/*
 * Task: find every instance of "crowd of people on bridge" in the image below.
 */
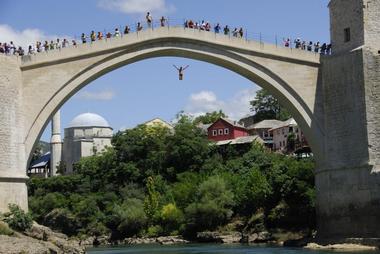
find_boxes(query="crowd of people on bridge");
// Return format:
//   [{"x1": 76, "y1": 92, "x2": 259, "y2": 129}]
[
  {"x1": 0, "y1": 12, "x2": 332, "y2": 57},
  {"x1": 284, "y1": 38, "x2": 332, "y2": 55},
  {"x1": 183, "y1": 19, "x2": 245, "y2": 38}
]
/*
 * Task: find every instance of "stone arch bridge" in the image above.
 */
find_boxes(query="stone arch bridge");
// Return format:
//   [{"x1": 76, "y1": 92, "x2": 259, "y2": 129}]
[{"x1": 1, "y1": 0, "x2": 380, "y2": 239}]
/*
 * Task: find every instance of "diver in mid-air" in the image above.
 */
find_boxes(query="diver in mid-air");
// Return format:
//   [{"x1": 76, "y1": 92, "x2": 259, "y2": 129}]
[{"x1": 173, "y1": 65, "x2": 189, "y2": 80}]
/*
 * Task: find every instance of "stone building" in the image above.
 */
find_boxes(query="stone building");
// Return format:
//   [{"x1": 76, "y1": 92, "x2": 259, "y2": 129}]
[
  {"x1": 270, "y1": 118, "x2": 307, "y2": 152},
  {"x1": 62, "y1": 113, "x2": 113, "y2": 174},
  {"x1": 246, "y1": 119, "x2": 284, "y2": 149}
]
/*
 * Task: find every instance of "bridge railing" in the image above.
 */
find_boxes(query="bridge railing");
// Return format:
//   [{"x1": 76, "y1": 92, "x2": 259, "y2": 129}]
[
  {"x1": 72, "y1": 17, "x2": 299, "y2": 49},
  {"x1": 14, "y1": 17, "x2": 328, "y2": 61},
  {"x1": 70, "y1": 17, "x2": 328, "y2": 53}
]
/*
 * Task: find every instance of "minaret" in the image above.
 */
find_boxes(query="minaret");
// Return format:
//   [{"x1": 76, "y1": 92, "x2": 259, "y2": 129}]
[{"x1": 50, "y1": 110, "x2": 62, "y2": 176}]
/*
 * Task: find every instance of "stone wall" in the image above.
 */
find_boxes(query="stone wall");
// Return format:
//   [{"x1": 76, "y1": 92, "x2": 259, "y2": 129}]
[
  {"x1": 0, "y1": 55, "x2": 28, "y2": 212},
  {"x1": 321, "y1": 50, "x2": 368, "y2": 169},
  {"x1": 317, "y1": 45, "x2": 380, "y2": 238},
  {"x1": 364, "y1": 0, "x2": 380, "y2": 52},
  {"x1": 329, "y1": 0, "x2": 365, "y2": 54},
  {"x1": 364, "y1": 50, "x2": 380, "y2": 168}
]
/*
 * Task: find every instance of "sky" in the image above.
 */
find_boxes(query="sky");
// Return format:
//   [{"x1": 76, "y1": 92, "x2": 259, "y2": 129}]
[{"x1": 0, "y1": 0, "x2": 330, "y2": 142}]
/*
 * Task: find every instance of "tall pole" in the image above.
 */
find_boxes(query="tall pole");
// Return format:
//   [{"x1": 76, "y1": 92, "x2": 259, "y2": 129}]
[{"x1": 50, "y1": 110, "x2": 62, "y2": 176}]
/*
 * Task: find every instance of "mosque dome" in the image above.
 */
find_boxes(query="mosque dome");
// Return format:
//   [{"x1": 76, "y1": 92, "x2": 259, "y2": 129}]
[{"x1": 68, "y1": 113, "x2": 110, "y2": 128}]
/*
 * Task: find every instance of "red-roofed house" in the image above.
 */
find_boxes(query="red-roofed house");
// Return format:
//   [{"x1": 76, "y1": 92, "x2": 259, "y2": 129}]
[{"x1": 207, "y1": 118, "x2": 248, "y2": 142}]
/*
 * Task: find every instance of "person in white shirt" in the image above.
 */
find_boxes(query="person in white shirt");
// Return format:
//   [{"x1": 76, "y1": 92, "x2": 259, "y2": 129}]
[{"x1": 146, "y1": 12, "x2": 153, "y2": 28}]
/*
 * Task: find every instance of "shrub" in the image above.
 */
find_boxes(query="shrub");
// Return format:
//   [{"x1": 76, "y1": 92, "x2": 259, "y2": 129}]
[
  {"x1": 43, "y1": 208, "x2": 81, "y2": 236},
  {"x1": 111, "y1": 199, "x2": 147, "y2": 238},
  {"x1": 160, "y1": 203, "x2": 183, "y2": 234},
  {"x1": 3, "y1": 204, "x2": 33, "y2": 231},
  {"x1": 146, "y1": 225, "x2": 163, "y2": 237},
  {"x1": 0, "y1": 221, "x2": 13, "y2": 236},
  {"x1": 185, "y1": 176, "x2": 234, "y2": 234}
]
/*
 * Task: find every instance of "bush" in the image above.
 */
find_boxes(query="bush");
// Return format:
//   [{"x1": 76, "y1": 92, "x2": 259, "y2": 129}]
[
  {"x1": 0, "y1": 221, "x2": 13, "y2": 236},
  {"x1": 160, "y1": 203, "x2": 183, "y2": 234},
  {"x1": 146, "y1": 225, "x2": 163, "y2": 237},
  {"x1": 111, "y1": 199, "x2": 147, "y2": 238},
  {"x1": 3, "y1": 204, "x2": 33, "y2": 231},
  {"x1": 233, "y1": 168, "x2": 272, "y2": 215},
  {"x1": 43, "y1": 208, "x2": 81, "y2": 236},
  {"x1": 185, "y1": 176, "x2": 234, "y2": 234}
]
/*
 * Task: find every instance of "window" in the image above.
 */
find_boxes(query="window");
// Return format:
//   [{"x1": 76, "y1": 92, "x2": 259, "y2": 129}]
[
  {"x1": 282, "y1": 128, "x2": 285, "y2": 135},
  {"x1": 224, "y1": 128, "x2": 229, "y2": 135},
  {"x1": 212, "y1": 130, "x2": 217, "y2": 136},
  {"x1": 289, "y1": 127, "x2": 293, "y2": 133},
  {"x1": 218, "y1": 129, "x2": 223, "y2": 135},
  {"x1": 344, "y1": 27, "x2": 351, "y2": 43}
]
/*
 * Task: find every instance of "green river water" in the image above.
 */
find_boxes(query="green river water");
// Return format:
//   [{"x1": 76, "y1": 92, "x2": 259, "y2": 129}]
[{"x1": 86, "y1": 244, "x2": 379, "y2": 254}]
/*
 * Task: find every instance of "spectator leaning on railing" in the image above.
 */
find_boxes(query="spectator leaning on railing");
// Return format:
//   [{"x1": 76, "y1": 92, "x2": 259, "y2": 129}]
[{"x1": 0, "y1": 13, "x2": 333, "y2": 57}]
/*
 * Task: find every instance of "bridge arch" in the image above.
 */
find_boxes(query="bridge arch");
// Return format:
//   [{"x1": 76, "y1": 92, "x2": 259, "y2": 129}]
[{"x1": 21, "y1": 30, "x2": 323, "y2": 167}]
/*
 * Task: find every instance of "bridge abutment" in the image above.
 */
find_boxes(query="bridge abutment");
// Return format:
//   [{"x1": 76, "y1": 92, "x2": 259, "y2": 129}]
[
  {"x1": 316, "y1": 166, "x2": 380, "y2": 238},
  {"x1": 0, "y1": 56, "x2": 28, "y2": 212},
  {"x1": 315, "y1": 0, "x2": 380, "y2": 239}
]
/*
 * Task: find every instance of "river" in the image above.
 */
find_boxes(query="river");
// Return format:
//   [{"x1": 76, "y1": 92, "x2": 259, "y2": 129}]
[{"x1": 86, "y1": 244, "x2": 379, "y2": 254}]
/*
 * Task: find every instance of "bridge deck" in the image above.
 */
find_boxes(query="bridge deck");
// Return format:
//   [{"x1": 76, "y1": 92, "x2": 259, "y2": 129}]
[{"x1": 17, "y1": 27, "x2": 320, "y2": 69}]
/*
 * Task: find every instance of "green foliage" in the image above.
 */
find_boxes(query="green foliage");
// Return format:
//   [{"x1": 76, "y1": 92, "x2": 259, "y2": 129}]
[
  {"x1": 165, "y1": 116, "x2": 211, "y2": 176},
  {"x1": 110, "y1": 199, "x2": 147, "y2": 238},
  {"x1": 193, "y1": 110, "x2": 227, "y2": 125},
  {"x1": 28, "y1": 117, "x2": 316, "y2": 239},
  {"x1": 145, "y1": 225, "x2": 163, "y2": 237},
  {"x1": 144, "y1": 177, "x2": 161, "y2": 225},
  {"x1": 250, "y1": 89, "x2": 291, "y2": 122},
  {"x1": 185, "y1": 176, "x2": 234, "y2": 234},
  {"x1": 233, "y1": 167, "x2": 272, "y2": 215},
  {"x1": 3, "y1": 204, "x2": 33, "y2": 232},
  {"x1": 43, "y1": 208, "x2": 81, "y2": 235},
  {"x1": 0, "y1": 221, "x2": 14, "y2": 236},
  {"x1": 160, "y1": 203, "x2": 184, "y2": 234}
]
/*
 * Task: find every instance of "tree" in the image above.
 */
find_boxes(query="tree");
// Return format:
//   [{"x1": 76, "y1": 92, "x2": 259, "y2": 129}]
[
  {"x1": 109, "y1": 199, "x2": 147, "y2": 238},
  {"x1": 193, "y1": 110, "x2": 227, "y2": 125},
  {"x1": 144, "y1": 177, "x2": 160, "y2": 225},
  {"x1": 165, "y1": 116, "x2": 211, "y2": 176},
  {"x1": 184, "y1": 176, "x2": 234, "y2": 233},
  {"x1": 250, "y1": 89, "x2": 291, "y2": 122},
  {"x1": 287, "y1": 132, "x2": 296, "y2": 152}
]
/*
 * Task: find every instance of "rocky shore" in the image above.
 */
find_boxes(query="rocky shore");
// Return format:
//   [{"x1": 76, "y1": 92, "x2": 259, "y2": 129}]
[
  {"x1": 0, "y1": 222, "x2": 85, "y2": 254},
  {"x1": 2, "y1": 223, "x2": 378, "y2": 253},
  {"x1": 81, "y1": 231, "x2": 274, "y2": 247},
  {"x1": 80, "y1": 235, "x2": 189, "y2": 246}
]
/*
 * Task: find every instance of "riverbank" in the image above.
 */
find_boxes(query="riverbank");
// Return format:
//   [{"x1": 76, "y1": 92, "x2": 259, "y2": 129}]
[
  {"x1": 82, "y1": 230, "x2": 380, "y2": 252},
  {"x1": 0, "y1": 222, "x2": 85, "y2": 254},
  {"x1": 86, "y1": 244, "x2": 380, "y2": 254},
  {"x1": 2, "y1": 226, "x2": 379, "y2": 253}
]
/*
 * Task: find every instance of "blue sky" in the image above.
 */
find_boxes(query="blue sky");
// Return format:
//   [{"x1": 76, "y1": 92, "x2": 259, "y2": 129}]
[{"x1": 0, "y1": 0, "x2": 330, "y2": 141}]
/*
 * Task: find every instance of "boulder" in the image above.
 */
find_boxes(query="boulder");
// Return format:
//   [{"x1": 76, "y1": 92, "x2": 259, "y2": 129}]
[
  {"x1": 255, "y1": 231, "x2": 272, "y2": 242},
  {"x1": 196, "y1": 231, "x2": 242, "y2": 244},
  {"x1": 157, "y1": 236, "x2": 189, "y2": 245},
  {"x1": 219, "y1": 233, "x2": 242, "y2": 244},
  {"x1": 241, "y1": 233, "x2": 258, "y2": 243},
  {"x1": 23, "y1": 221, "x2": 85, "y2": 253},
  {"x1": 0, "y1": 234, "x2": 60, "y2": 254},
  {"x1": 196, "y1": 231, "x2": 222, "y2": 243}
]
